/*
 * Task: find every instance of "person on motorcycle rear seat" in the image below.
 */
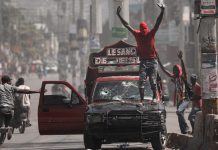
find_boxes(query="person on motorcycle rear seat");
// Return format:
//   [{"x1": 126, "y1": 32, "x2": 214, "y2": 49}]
[{"x1": 15, "y1": 77, "x2": 31, "y2": 127}]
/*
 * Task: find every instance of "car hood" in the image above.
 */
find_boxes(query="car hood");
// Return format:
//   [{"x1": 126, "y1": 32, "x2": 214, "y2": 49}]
[{"x1": 87, "y1": 101, "x2": 164, "y2": 113}]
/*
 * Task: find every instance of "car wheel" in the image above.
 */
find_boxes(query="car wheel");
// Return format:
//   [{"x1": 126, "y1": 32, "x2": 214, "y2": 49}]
[
  {"x1": 84, "y1": 132, "x2": 102, "y2": 150},
  {"x1": 151, "y1": 130, "x2": 167, "y2": 150}
]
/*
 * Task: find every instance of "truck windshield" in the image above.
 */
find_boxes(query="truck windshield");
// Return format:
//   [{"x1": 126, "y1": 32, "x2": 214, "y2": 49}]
[{"x1": 92, "y1": 80, "x2": 153, "y2": 102}]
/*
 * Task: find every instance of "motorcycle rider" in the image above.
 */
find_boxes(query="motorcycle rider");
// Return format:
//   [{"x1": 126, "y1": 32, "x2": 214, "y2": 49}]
[
  {"x1": 0, "y1": 75, "x2": 40, "y2": 140},
  {"x1": 15, "y1": 77, "x2": 31, "y2": 127}
]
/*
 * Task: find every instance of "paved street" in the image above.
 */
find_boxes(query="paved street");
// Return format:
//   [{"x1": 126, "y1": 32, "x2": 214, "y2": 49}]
[{"x1": 0, "y1": 73, "x2": 191, "y2": 150}]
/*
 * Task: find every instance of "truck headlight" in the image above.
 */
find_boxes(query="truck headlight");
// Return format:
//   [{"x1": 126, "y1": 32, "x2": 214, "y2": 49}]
[
  {"x1": 86, "y1": 114, "x2": 103, "y2": 124},
  {"x1": 92, "y1": 115, "x2": 102, "y2": 123}
]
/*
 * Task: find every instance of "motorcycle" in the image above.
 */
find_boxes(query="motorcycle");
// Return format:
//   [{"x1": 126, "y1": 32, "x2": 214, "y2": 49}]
[{"x1": 12, "y1": 107, "x2": 29, "y2": 134}]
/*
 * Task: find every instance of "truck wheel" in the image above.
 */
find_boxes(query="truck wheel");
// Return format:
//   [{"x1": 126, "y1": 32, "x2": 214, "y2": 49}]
[
  {"x1": 84, "y1": 132, "x2": 102, "y2": 150},
  {"x1": 151, "y1": 131, "x2": 167, "y2": 150}
]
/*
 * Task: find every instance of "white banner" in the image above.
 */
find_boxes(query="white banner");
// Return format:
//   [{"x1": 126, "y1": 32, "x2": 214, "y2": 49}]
[{"x1": 202, "y1": 68, "x2": 218, "y2": 99}]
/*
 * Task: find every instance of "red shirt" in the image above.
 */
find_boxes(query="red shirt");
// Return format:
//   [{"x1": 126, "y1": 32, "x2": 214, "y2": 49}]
[
  {"x1": 191, "y1": 82, "x2": 202, "y2": 108},
  {"x1": 132, "y1": 29, "x2": 157, "y2": 60}
]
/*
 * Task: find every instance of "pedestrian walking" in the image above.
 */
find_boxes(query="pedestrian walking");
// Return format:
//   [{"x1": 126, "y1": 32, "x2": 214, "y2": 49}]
[{"x1": 116, "y1": 2, "x2": 165, "y2": 101}]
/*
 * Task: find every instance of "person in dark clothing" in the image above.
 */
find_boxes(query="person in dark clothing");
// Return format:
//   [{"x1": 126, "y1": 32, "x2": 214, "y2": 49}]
[
  {"x1": 188, "y1": 74, "x2": 202, "y2": 134},
  {"x1": 116, "y1": 2, "x2": 165, "y2": 101}
]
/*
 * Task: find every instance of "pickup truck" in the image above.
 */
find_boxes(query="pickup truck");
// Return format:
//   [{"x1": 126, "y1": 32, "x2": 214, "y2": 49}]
[{"x1": 38, "y1": 40, "x2": 167, "y2": 150}]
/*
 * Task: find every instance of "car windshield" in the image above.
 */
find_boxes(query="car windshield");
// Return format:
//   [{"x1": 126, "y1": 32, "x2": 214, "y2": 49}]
[{"x1": 92, "y1": 80, "x2": 153, "y2": 102}]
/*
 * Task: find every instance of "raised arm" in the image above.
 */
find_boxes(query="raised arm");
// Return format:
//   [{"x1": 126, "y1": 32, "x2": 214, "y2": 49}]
[
  {"x1": 17, "y1": 89, "x2": 41, "y2": 94},
  {"x1": 156, "y1": 53, "x2": 174, "y2": 78},
  {"x1": 178, "y1": 51, "x2": 187, "y2": 80},
  {"x1": 116, "y1": 6, "x2": 134, "y2": 34},
  {"x1": 178, "y1": 51, "x2": 193, "y2": 98},
  {"x1": 153, "y1": 3, "x2": 165, "y2": 34}
]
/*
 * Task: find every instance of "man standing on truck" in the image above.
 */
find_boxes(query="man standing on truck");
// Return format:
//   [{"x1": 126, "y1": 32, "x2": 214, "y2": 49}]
[{"x1": 116, "y1": 2, "x2": 165, "y2": 101}]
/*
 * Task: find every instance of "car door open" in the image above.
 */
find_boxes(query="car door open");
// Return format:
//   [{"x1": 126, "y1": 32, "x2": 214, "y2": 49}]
[{"x1": 38, "y1": 81, "x2": 87, "y2": 135}]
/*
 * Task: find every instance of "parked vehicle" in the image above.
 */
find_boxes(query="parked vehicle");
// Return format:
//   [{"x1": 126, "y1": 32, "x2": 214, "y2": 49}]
[
  {"x1": 38, "y1": 41, "x2": 167, "y2": 150},
  {"x1": 45, "y1": 61, "x2": 58, "y2": 74}
]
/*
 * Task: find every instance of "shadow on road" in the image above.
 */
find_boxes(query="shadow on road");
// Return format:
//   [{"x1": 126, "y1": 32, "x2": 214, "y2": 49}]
[
  {"x1": 0, "y1": 142, "x2": 151, "y2": 150},
  {"x1": 57, "y1": 148, "x2": 150, "y2": 150}
]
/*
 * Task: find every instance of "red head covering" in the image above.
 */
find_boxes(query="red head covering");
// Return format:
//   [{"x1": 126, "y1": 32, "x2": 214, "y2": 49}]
[
  {"x1": 139, "y1": 21, "x2": 149, "y2": 35},
  {"x1": 173, "y1": 64, "x2": 183, "y2": 78}
]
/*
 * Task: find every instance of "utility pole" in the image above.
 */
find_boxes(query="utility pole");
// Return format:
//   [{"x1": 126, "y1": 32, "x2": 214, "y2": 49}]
[
  {"x1": 78, "y1": 0, "x2": 89, "y2": 93},
  {"x1": 195, "y1": 2, "x2": 218, "y2": 147},
  {"x1": 56, "y1": 0, "x2": 68, "y2": 81},
  {"x1": 69, "y1": 0, "x2": 80, "y2": 90},
  {"x1": 109, "y1": 0, "x2": 129, "y2": 42},
  {"x1": 198, "y1": 0, "x2": 218, "y2": 115},
  {"x1": 0, "y1": 0, "x2": 3, "y2": 43},
  {"x1": 200, "y1": 18, "x2": 218, "y2": 114},
  {"x1": 90, "y1": 0, "x2": 102, "y2": 53}
]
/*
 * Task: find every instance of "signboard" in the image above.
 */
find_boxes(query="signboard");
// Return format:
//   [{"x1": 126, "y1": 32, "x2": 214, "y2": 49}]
[
  {"x1": 93, "y1": 47, "x2": 139, "y2": 65},
  {"x1": 112, "y1": 27, "x2": 128, "y2": 38},
  {"x1": 202, "y1": 68, "x2": 218, "y2": 99},
  {"x1": 201, "y1": 0, "x2": 216, "y2": 16},
  {"x1": 106, "y1": 47, "x2": 137, "y2": 56},
  {"x1": 93, "y1": 57, "x2": 139, "y2": 65},
  {"x1": 89, "y1": 40, "x2": 139, "y2": 67},
  {"x1": 201, "y1": 54, "x2": 218, "y2": 99}
]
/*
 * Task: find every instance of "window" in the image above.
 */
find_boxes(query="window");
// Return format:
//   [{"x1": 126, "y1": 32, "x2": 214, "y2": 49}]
[
  {"x1": 92, "y1": 80, "x2": 153, "y2": 102},
  {"x1": 44, "y1": 84, "x2": 71, "y2": 105}
]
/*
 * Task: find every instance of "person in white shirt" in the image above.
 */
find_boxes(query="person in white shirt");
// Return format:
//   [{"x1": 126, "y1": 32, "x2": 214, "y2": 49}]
[{"x1": 15, "y1": 77, "x2": 31, "y2": 126}]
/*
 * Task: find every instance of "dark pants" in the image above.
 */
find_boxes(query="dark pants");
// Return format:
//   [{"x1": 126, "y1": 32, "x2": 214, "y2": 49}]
[
  {"x1": 188, "y1": 107, "x2": 201, "y2": 133},
  {"x1": 139, "y1": 59, "x2": 158, "y2": 99},
  {"x1": 0, "y1": 107, "x2": 14, "y2": 128},
  {"x1": 176, "y1": 100, "x2": 190, "y2": 134}
]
